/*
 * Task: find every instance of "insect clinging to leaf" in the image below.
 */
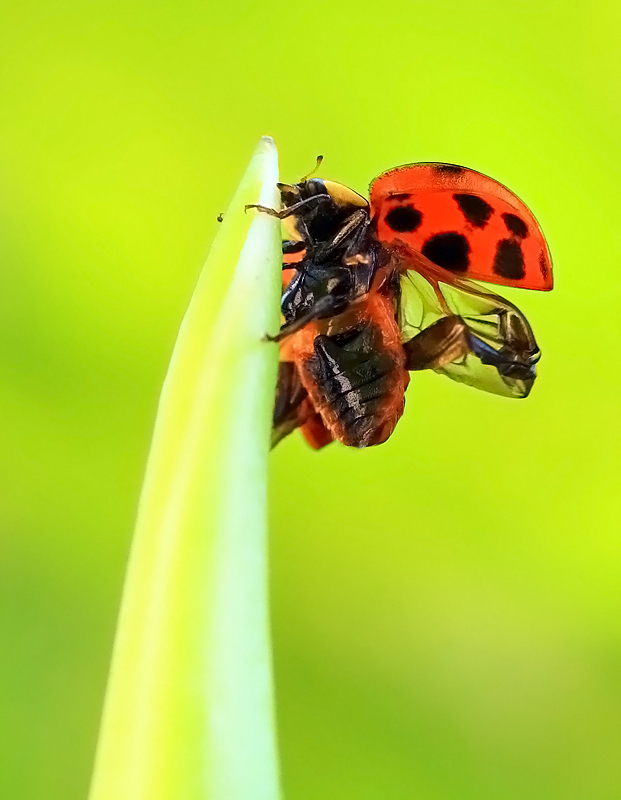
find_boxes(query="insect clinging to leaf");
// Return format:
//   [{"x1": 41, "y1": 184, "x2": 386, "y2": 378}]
[{"x1": 248, "y1": 160, "x2": 553, "y2": 449}]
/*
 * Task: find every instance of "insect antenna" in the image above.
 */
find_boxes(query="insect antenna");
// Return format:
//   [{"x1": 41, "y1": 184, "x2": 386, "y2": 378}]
[{"x1": 300, "y1": 155, "x2": 324, "y2": 181}]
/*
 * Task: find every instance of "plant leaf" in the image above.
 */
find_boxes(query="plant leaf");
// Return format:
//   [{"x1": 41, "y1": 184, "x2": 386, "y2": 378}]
[{"x1": 89, "y1": 136, "x2": 282, "y2": 800}]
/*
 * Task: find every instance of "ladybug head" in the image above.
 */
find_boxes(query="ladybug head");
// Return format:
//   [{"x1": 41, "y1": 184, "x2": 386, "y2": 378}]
[{"x1": 278, "y1": 178, "x2": 369, "y2": 246}]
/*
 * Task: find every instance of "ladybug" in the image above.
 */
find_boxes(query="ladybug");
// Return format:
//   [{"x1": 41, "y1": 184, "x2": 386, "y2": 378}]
[{"x1": 248, "y1": 161, "x2": 553, "y2": 449}]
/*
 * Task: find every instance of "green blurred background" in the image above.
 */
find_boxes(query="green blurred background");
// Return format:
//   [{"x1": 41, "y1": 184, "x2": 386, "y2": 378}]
[{"x1": 2, "y1": 1, "x2": 620, "y2": 798}]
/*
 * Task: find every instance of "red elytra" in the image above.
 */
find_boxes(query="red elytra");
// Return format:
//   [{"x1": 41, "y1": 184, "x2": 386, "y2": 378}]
[{"x1": 370, "y1": 163, "x2": 553, "y2": 291}]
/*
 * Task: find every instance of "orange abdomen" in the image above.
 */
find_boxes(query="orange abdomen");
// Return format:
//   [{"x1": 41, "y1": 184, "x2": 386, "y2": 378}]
[{"x1": 287, "y1": 293, "x2": 409, "y2": 448}]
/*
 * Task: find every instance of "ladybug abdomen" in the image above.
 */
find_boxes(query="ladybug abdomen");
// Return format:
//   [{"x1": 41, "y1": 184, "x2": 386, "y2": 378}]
[{"x1": 295, "y1": 295, "x2": 409, "y2": 448}]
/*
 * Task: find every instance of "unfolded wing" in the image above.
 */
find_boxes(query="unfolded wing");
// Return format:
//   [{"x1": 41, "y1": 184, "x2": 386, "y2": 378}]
[{"x1": 398, "y1": 265, "x2": 540, "y2": 398}]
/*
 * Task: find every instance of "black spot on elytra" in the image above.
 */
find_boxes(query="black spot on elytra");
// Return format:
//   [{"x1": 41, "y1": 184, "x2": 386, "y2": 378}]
[
  {"x1": 453, "y1": 193, "x2": 493, "y2": 228},
  {"x1": 539, "y1": 250, "x2": 549, "y2": 279},
  {"x1": 502, "y1": 213, "x2": 529, "y2": 238},
  {"x1": 422, "y1": 232, "x2": 470, "y2": 271},
  {"x1": 385, "y1": 206, "x2": 422, "y2": 233},
  {"x1": 433, "y1": 163, "x2": 464, "y2": 174},
  {"x1": 493, "y1": 239, "x2": 525, "y2": 280}
]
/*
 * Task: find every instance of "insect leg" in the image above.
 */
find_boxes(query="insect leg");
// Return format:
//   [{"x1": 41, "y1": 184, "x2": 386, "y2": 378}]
[
  {"x1": 404, "y1": 315, "x2": 470, "y2": 370},
  {"x1": 326, "y1": 210, "x2": 369, "y2": 251},
  {"x1": 282, "y1": 240, "x2": 306, "y2": 256},
  {"x1": 272, "y1": 362, "x2": 314, "y2": 447},
  {"x1": 245, "y1": 194, "x2": 331, "y2": 218},
  {"x1": 268, "y1": 293, "x2": 351, "y2": 342}
]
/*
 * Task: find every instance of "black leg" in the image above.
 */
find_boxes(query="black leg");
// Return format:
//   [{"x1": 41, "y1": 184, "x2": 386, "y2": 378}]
[
  {"x1": 272, "y1": 362, "x2": 313, "y2": 448},
  {"x1": 245, "y1": 194, "x2": 331, "y2": 219},
  {"x1": 268, "y1": 294, "x2": 350, "y2": 343},
  {"x1": 282, "y1": 240, "x2": 306, "y2": 255},
  {"x1": 316, "y1": 210, "x2": 369, "y2": 257}
]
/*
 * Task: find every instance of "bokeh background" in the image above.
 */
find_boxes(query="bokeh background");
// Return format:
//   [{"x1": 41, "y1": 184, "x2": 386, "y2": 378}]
[{"x1": 2, "y1": 1, "x2": 620, "y2": 798}]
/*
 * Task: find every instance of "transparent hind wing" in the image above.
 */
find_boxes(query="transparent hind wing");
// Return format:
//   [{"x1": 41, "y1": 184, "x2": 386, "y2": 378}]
[{"x1": 399, "y1": 269, "x2": 540, "y2": 398}]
